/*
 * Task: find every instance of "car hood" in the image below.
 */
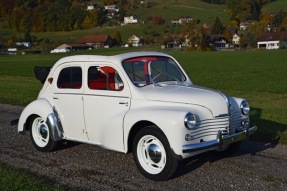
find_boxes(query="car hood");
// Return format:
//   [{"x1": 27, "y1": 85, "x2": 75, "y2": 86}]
[{"x1": 145, "y1": 85, "x2": 229, "y2": 117}]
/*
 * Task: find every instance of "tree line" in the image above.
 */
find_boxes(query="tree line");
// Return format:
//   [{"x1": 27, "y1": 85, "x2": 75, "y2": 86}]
[{"x1": 0, "y1": 0, "x2": 106, "y2": 32}]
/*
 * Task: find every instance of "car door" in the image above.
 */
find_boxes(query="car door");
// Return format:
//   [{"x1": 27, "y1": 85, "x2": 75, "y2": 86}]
[
  {"x1": 52, "y1": 64, "x2": 89, "y2": 142},
  {"x1": 83, "y1": 62, "x2": 131, "y2": 152}
]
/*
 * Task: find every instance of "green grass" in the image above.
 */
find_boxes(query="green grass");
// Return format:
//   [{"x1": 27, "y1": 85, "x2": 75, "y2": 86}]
[
  {"x1": 0, "y1": 165, "x2": 65, "y2": 191},
  {"x1": 0, "y1": 49, "x2": 287, "y2": 144},
  {"x1": 262, "y1": 0, "x2": 287, "y2": 12},
  {"x1": 127, "y1": 0, "x2": 228, "y2": 24},
  {"x1": 170, "y1": 50, "x2": 287, "y2": 144},
  {"x1": 0, "y1": 49, "x2": 287, "y2": 189}
]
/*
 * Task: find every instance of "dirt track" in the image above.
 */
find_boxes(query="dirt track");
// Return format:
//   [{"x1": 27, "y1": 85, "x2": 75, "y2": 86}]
[{"x1": 1, "y1": 103, "x2": 287, "y2": 191}]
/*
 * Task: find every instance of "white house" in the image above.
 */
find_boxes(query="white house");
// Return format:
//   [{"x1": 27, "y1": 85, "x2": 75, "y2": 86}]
[
  {"x1": 257, "y1": 31, "x2": 287, "y2": 50},
  {"x1": 171, "y1": 16, "x2": 194, "y2": 25},
  {"x1": 239, "y1": 21, "x2": 254, "y2": 31},
  {"x1": 124, "y1": 16, "x2": 138, "y2": 24},
  {"x1": 104, "y1": 5, "x2": 119, "y2": 12},
  {"x1": 15, "y1": 42, "x2": 31, "y2": 48},
  {"x1": 232, "y1": 34, "x2": 241, "y2": 46},
  {"x1": 87, "y1": 5, "x2": 95, "y2": 10},
  {"x1": 128, "y1": 34, "x2": 143, "y2": 47}
]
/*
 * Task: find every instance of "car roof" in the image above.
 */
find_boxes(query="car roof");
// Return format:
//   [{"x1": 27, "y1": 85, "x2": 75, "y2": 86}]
[{"x1": 54, "y1": 51, "x2": 172, "y2": 65}]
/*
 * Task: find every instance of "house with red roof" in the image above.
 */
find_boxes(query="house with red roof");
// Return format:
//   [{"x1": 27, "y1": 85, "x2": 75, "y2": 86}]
[
  {"x1": 77, "y1": 34, "x2": 114, "y2": 48},
  {"x1": 257, "y1": 31, "x2": 287, "y2": 50}
]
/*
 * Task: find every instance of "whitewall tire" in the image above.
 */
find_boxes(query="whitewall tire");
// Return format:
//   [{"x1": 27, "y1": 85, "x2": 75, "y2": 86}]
[
  {"x1": 29, "y1": 115, "x2": 58, "y2": 152},
  {"x1": 133, "y1": 126, "x2": 178, "y2": 181}
]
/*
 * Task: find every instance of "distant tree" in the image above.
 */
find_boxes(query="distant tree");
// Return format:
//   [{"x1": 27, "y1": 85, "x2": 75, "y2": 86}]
[
  {"x1": 226, "y1": 0, "x2": 261, "y2": 23},
  {"x1": 223, "y1": 29, "x2": 233, "y2": 44},
  {"x1": 282, "y1": 17, "x2": 287, "y2": 31},
  {"x1": 240, "y1": 21, "x2": 265, "y2": 48},
  {"x1": 20, "y1": 11, "x2": 33, "y2": 32},
  {"x1": 113, "y1": 31, "x2": 122, "y2": 45},
  {"x1": 6, "y1": 37, "x2": 15, "y2": 47},
  {"x1": 89, "y1": 9, "x2": 101, "y2": 27},
  {"x1": 150, "y1": 15, "x2": 165, "y2": 25},
  {"x1": 102, "y1": 0, "x2": 115, "y2": 5},
  {"x1": 82, "y1": 16, "x2": 94, "y2": 29},
  {"x1": 200, "y1": 0, "x2": 225, "y2": 4},
  {"x1": 24, "y1": 32, "x2": 32, "y2": 42},
  {"x1": 211, "y1": 17, "x2": 225, "y2": 34},
  {"x1": 8, "y1": 8, "x2": 26, "y2": 32},
  {"x1": 0, "y1": 0, "x2": 16, "y2": 17},
  {"x1": 272, "y1": 9, "x2": 287, "y2": 28},
  {"x1": 260, "y1": 13, "x2": 273, "y2": 27}
]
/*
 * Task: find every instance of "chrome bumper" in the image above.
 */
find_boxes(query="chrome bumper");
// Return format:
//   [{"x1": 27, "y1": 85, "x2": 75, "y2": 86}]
[{"x1": 182, "y1": 125, "x2": 257, "y2": 153}]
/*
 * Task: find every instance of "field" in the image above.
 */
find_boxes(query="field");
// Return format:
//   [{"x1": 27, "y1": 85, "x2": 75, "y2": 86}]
[
  {"x1": 0, "y1": 49, "x2": 286, "y2": 144},
  {"x1": 0, "y1": 166, "x2": 63, "y2": 191},
  {"x1": 262, "y1": 0, "x2": 287, "y2": 12}
]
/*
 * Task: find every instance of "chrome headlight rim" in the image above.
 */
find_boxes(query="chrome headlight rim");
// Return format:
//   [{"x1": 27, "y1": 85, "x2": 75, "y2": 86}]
[
  {"x1": 184, "y1": 112, "x2": 197, "y2": 130},
  {"x1": 240, "y1": 100, "x2": 250, "y2": 115}
]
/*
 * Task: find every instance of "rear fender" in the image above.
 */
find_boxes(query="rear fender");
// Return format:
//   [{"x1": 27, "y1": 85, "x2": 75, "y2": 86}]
[{"x1": 18, "y1": 98, "x2": 63, "y2": 141}]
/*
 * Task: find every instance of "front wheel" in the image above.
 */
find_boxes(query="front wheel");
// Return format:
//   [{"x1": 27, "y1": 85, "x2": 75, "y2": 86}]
[
  {"x1": 133, "y1": 126, "x2": 178, "y2": 181},
  {"x1": 29, "y1": 115, "x2": 58, "y2": 152}
]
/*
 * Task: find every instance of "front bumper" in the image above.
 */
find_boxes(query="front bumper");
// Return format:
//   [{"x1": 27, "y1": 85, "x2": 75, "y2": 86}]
[{"x1": 182, "y1": 125, "x2": 257, "y2": 153}]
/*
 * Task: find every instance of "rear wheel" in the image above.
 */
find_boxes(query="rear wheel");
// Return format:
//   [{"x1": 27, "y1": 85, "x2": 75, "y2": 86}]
[
  {"x1": 29, "y1": 115, "x2": 58, "y2": 152},
  {"x1": 133, "y1": 126, "x2": 178, "y2": 181}
]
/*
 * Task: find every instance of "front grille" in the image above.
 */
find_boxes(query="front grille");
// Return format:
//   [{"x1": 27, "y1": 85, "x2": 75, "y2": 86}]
[
  {"x1": 188, "y1": 117, "x2": 229, "y2": 141},
  {"x1": 229, "y1": 105, "x2": 242, "y2": 131}
]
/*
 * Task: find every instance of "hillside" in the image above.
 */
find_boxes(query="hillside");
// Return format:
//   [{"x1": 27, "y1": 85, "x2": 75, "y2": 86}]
[
  {"x1": 0, "y1": 0, "x2": 227, "y2": 43},
  {"x1": 126, "y1": 0, "x2": 228, "y2": 24},
  {"x1": 0, "y1": 0, "x2": 286, "y2": 46}
]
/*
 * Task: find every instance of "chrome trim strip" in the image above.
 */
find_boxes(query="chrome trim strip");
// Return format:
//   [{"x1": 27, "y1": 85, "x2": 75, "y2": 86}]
[
  {"x1": 215, "y1": 114, "x2": 229, "y2": 118},
  {"x1": 182, "y1": 125, "x2": 257, "y2": 153},
  {"x1": 54, "y1": 92, "x2": 130, "y2": 99},
  {"x1": 84, "y1": 94, "x2": 130, "y2": 99}
]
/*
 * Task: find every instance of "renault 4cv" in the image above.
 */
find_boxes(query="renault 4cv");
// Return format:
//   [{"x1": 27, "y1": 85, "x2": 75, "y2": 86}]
[{"x1": 17, "y1": 51, "x2": 257, "y2": 181}]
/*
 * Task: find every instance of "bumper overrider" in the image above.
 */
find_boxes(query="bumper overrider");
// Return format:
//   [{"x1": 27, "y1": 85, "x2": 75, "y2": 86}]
[{"x1": 182, "y1": 125, "x2": 257, "y2": 153}]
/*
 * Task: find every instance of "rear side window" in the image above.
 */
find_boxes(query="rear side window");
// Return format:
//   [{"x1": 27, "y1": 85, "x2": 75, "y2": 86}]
[{"x1": 57, "y1": 67, "x2": 82, "y2": 89}]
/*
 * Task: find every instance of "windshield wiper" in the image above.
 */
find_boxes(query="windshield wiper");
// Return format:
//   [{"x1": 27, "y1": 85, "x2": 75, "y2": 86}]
[{"x1": 151, "y1": 67, "x2": 181, "y2": 85}]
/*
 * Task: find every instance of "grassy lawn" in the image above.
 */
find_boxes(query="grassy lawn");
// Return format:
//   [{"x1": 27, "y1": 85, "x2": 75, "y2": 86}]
[
  {"x1": 0, "y1": 49, "x2": 286, "y2": 144},
  {"x1": 171, "y1": 50, "x2": 287, "y2": 144},
  {"x1": 262, "y1": 0, "x2": 287, "y2": 12},
  {"x1": 0, "y1": 166, "x2": 64, "y2": 191}
]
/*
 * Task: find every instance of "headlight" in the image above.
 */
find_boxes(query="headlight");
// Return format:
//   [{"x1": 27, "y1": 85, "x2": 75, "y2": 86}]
[
  {"x1": 240, "y1": 100, "x2": 250, "y2": 115},
  {"x1": 184, "y1": 113, "x2": 197, "y2": 130}
]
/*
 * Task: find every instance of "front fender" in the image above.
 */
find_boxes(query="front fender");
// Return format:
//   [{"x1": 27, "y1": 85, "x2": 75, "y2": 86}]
[
  {"x1": 123, "y1": 106, "x2": 204, "y2": 156},
  {"x1": 18, "y1": 98, "x2": 63, "y2": 141}
]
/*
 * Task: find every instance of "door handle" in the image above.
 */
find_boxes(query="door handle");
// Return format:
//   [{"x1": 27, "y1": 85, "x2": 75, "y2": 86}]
[
  {"x1": 53, "y1": 96, "x2": 59, "y2": 100},
  {"x1": 119, "y1": 102, "x2": 128, "y2": 105}
]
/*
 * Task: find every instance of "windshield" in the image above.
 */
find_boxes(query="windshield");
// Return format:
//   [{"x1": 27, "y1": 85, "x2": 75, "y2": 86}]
[{"x1": 122, "y1": 56, "x2": 186, "y2": 87}]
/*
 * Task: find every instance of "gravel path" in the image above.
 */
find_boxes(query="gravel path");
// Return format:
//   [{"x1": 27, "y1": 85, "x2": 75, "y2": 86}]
[{"x1": 1, "y1": 103, "x2": 287, "y2": 191}]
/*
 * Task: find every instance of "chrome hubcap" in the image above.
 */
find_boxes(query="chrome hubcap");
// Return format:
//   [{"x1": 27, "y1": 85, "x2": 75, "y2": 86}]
[
  {"x1": 148, "y1": 144, "x2": 162, "y2": 163},
  {"x1": 39, "y1": 124, "x2": 48, "y2": 139}
]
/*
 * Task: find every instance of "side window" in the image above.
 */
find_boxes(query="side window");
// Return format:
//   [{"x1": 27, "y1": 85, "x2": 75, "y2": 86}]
[
  {"x1": 88, "y1": 66, "x2": 124, "y2": 91},
  {"x1": 57, "y1": 67, "x2": 82, "y2": 89}
]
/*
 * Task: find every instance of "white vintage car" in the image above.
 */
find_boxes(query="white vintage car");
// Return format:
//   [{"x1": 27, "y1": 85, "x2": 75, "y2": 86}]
[{"x1": 18, "y1": 51, "x2": 257, "y2": 181}]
